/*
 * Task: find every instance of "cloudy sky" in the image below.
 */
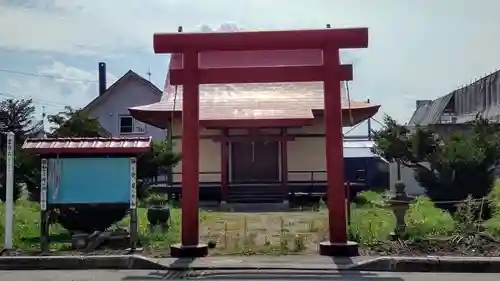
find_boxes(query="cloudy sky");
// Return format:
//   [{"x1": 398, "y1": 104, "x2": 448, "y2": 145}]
[{"x1": 1, "y1": 0, "x2": 499, "y2": 132}]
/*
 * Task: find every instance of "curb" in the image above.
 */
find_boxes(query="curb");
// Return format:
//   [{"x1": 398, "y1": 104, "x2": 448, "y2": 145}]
[
  {"x1": 0, "y1": 255, "x2": 352, "y2": 271},
  {"x1": 0, "y1": 255, "x2": 166, "y2": 271},
  {"x1": 2, "y1": 255, "x2": 500, "y2": 272},
  {"x1": 351, "y1": 256, "x2": 500, "y2": 273}
]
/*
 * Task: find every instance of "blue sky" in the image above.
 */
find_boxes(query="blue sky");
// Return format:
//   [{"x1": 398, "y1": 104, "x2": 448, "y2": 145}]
[{"x1": 1, "y1": 0, "x2": 500, "y2": 133}]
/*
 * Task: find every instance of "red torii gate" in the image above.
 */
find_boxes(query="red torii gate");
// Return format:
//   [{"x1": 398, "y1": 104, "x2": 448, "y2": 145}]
[{"x1": 153, "y1": 27, "x2": 369, "y2": 257}]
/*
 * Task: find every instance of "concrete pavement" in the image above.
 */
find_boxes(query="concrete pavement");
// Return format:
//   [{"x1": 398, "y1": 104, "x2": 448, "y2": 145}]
[{"x1": 1, "y1": 269, "x2": 499, "y2": 281}]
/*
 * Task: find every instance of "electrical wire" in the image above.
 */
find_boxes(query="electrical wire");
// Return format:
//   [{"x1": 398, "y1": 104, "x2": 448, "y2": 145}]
[
  {"x1": 170, "y1": 85, "x2": 178, "y2": 140},
  {"x1": 371, "y1": 117, "x2": 386, "y2": 128},
  {"x1": 345, "y1": 81, "x2": 354, "y2": 125},
  {"x1": 0, "y1": 68, "x2": 98, "y2": 83},
  {"x1": 343, "y1": 120, "x2": 363, "y2": 135},
  {"x1": 0, "y1": 91, "x2": 68, "y2": 109}
]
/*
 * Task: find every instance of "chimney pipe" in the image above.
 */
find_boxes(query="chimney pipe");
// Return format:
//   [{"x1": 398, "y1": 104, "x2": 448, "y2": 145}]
[{"x1": 98, "y1": 62, "x2": 106, "y2": 96}]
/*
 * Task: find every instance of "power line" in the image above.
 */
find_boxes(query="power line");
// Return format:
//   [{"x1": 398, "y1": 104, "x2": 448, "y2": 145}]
[
  {"x1": 0, "y1": 91, "x2": 70, "y2": 109},
  {"x1": 0, "y1": 68, "x2": 98, "y2": 83}
]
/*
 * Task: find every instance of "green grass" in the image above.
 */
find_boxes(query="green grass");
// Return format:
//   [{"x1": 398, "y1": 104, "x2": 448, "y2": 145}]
[
  {"x1": 3, "y1": 185, "x2": 500, "y2": 255},
  {"x1": 0, "y1": 200, "x2": 66, "y2": 252},
  {"x1": 120, "y1": 207, "x2": 181, "y2": 254},
  {"x1": 0, "y1": 200, "x2": 181, "y2": 254}
]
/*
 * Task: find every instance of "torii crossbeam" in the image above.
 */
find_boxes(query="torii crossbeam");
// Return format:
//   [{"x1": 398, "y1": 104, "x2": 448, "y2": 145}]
[{"x1": 153, "y1": 26, "x2": 369, "y2": 257}]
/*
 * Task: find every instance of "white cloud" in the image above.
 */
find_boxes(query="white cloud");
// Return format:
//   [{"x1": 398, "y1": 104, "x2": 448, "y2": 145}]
[
  {"x1": 0, "y1": 0, "x2": 372, "y2": 55},
  {"x1": 4, "y1": 61, "x2": 118, "y2": 120},
  {"x1": 3, "y1": 0, "x2": 500, "y2": 124}
]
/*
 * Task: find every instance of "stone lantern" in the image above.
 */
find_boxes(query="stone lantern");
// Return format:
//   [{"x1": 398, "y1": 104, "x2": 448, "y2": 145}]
[{"x1": 388, "y1": 181, "x2": 413, "y2": 239}]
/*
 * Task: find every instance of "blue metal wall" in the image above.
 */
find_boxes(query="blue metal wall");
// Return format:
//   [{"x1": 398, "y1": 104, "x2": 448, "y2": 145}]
[
  {"x1": 343, "y1": 140, "x2": 390, "y2": 189},
  {"x1": 47, "y1": 157, "x2": 131, "y2": 204}
]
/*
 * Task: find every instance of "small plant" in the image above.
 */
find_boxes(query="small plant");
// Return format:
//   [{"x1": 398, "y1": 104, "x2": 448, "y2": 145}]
[
  {"x1": 454, "y1": 195, "x2": 483, "y2": 233},
  {"x1": 244, "y1": 232, "x2": 258, "y2": 248},
  {"x1": 307, "y1": 219, "x2": 318, "y2": 232},
  {"x1": 232, "y1": 232, "x2": 242, "y2": 250},
  {"x1": 405, "y1": 196, "x2": 455, "y2": 239},
  {"x1": 292, "y1": 234, "x2": 306, "y2": 252},
  {"x1": 264, "y1": 236, "x2": 270, "y2": 246}
]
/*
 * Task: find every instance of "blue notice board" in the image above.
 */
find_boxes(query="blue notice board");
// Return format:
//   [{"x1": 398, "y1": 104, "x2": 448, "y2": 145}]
[{"x1": 47, "y1": 157, "x2": 132, "y2": 204}]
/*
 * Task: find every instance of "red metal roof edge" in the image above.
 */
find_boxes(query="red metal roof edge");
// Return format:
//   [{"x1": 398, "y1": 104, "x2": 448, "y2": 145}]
[
  {"x1": 24, "y1": 136, "x2": 152, "y2": 142},
  {"x1": 23, "y1": 147, "x2": 151, "y2": 156},
  {"x1": 22, "y1": 136, "x2": 153, "y2": 156}
]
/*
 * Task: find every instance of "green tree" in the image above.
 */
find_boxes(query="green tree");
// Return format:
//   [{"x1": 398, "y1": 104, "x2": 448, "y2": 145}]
[
  {"x1": 372, "y1": 115, "x2": 500, "y2": 207},
  {"x1": 47, "y1": 106, "x2": 107, "y2": 137},
  {"x1": 0, "y1": 99, "x2": 43, "y2": 202},
  {"x1": 136, "y1": 140, "x2": 181, "y2": 200},
  {"x1": 0, "y1": 99, "x2": 43, "y2": 142}
]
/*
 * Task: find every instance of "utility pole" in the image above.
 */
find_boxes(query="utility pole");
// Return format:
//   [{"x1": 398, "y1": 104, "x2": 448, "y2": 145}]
[
  {"x1": 367, "y1": 99, "x2": 372, "y2": 140},
  {"x1": 42, "y1": 106, "x2": 46, "y2": 138},
  {"x1": 4, "y1": 131, "x2": 14, "y2": 250}
]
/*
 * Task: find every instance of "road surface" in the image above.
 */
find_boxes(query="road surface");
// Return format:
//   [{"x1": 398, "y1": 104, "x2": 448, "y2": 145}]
[{"x1": 0, "y1": 270, "x2": 499, "y2": 281}]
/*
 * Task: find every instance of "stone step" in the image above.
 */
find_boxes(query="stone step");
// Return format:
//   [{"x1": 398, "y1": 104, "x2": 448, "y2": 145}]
[
  {"x1": 222, "y1": 202, "x2": 289, "y2": 211},
  {"x1": 227, "y1": 197, "x2": 285, "y2": 204},
  {"x1": 227, "y1": 192, "x2": 285, "y2": 203}
]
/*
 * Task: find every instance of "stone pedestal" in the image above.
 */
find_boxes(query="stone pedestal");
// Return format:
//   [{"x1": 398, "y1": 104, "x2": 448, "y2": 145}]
[
  {"x1": 170, "y1": 243, "x2": 208, "y2": 258},
  {"x1": 389, "y1": 181, "x2": 413, "y2": 239},
  {"x1": 319, "y1": 241, "x2": 359, "y2": 257}
]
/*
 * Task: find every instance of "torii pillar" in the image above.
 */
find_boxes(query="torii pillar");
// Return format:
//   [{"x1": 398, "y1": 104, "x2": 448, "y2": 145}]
[{"x1": 154, "y1": 26, "x2": 369, "y2": 257}]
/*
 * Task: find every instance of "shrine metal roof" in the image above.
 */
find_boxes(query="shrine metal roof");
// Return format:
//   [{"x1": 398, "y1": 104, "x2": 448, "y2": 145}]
[
  {"x1": 22, "y1": 137, "x2": 152, "y2": 155},
  {"x1": 129, "y1": 26, "x2": 380, "y2": 129}
]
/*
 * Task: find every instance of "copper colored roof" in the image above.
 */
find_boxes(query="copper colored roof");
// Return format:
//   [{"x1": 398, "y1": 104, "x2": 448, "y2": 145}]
[
  {"x1": 22, "y1": 137, "x2": 152, "y2": 155},
  {"x1": 129, "y1": 26, "x2": 380, "y2": 129}
]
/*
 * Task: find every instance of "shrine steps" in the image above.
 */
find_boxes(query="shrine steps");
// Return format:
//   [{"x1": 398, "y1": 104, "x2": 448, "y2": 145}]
[{"x1": 227, "y1": 183, "x2": 286, "y2": 204}]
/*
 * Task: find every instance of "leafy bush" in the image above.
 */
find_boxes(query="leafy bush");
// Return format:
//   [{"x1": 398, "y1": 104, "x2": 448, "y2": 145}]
[
  {"x1": 0, "y1": 182, "x2": 22, "y2": 203},
  {"x1": 485, "y1": 180, "x2": 500, "y2": 237},
  {"x1": 373, "y1": 115, "x2": 500, "y2": 208},
  {"x1": 405, "y1": 196, "x2": 455, "y2": 238},
  {"x1": 487, "y1": 179, "x2": 500, "y2": 213},
  {"x1": 354, "y1": 190, "x2": 388, "y2": 207},
  {"x1": 349, "y1": 204, "x2": 395, "y2": 245},
  {"x1": 485, "y1": 214, "x2": 500, "y2": 237}
]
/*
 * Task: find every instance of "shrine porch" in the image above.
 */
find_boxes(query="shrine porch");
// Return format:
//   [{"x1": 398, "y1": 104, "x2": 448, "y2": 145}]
[{"x1": 151, "y1": 171, "x2": 369, "y2": 204}]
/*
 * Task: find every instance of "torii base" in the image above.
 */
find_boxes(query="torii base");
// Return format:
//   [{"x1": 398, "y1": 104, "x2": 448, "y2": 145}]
[
  {"x1": 319, "y1": 241, "x2": 359, "y2": 257},
  {"x1": 170, "y1": 243, "x2": 208, "y2": 258}
]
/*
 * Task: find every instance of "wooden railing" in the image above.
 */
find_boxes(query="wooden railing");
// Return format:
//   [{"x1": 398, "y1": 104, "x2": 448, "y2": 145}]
[
  {"x1": 151, "y1": 170, "x2": 364, "y2": 187},
  {"x1": 288, "y1": 170, "x2": 327, "y2": 183}
]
